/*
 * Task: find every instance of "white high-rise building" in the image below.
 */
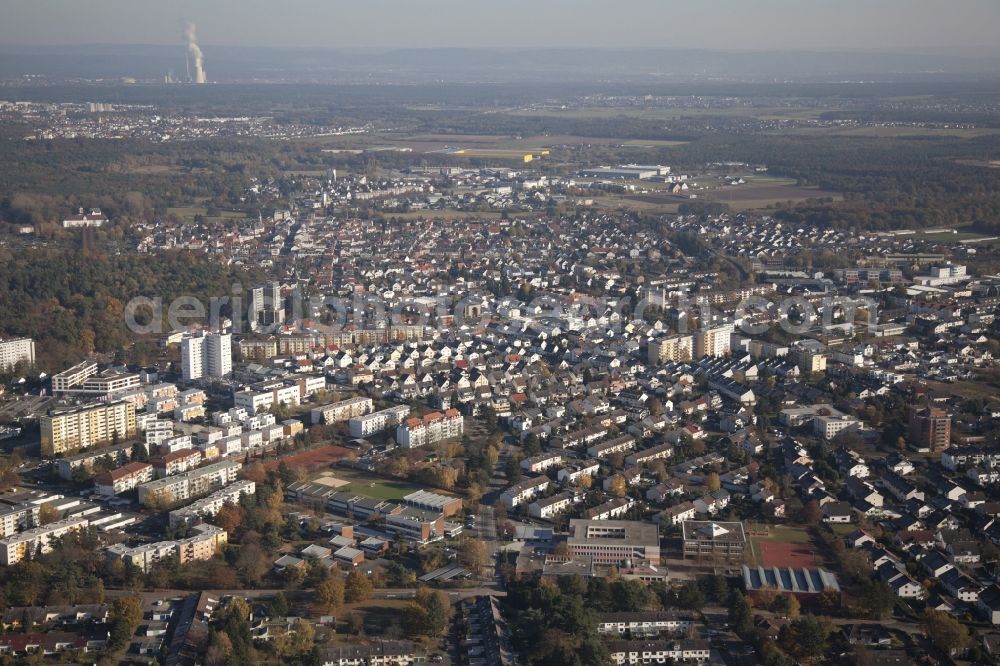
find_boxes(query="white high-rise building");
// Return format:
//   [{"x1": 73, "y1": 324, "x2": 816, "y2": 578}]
[
  {"x1": 181, "y1": 335, "x2": 205, "y2": 381},
  {"x1": 249, "y1": 282, "x2": 284, "y2": 330},
  {"x1": 206, "y1": 333, "x2": 232, "y2": 378},
  {"x1": 181, "y1": 332, "x2": 232, "y2": 381},
  {"x1": 0, "y1": 338, "x2": 35, "y2": 372}
]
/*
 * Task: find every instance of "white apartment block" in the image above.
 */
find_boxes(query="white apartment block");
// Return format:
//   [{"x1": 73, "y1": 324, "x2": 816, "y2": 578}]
[
  {"x1": 311, "y1": 397, "x2": 373, "y2": 425},
  {"x1": 521, "y1": 452, "x2": 565, "y2": 473},
  {"x1": 181, "y1": 332, "x2": 232, "y2": 381},
  {"x1": 349, "y1": 405, "x2": 410, "y2": 438},
  {"x1": 0, "y1": 517, "x2": 90, "y2": 565},
  {"x1": 529, "y1": 492, "x2": 576, "y2": 520},
  {"x1": 499, "y1": 476, "x2": 550, "y2": 508},
  {"x1": 51, "y1": 361, "x2": 98, "y2": 393},
  {"x1": 0, "y1": 337, "x2": 35, "y2": 371},
  {"x1": 0, "y1": 503, "x2": 39, "y2": 538},
  {"x1": 106, "y1": 523, "x2": 227, "y2": 572},
  {"x1": 168, "y1": 480, "x2": 256, "y2": 526},
  {"x1": 137, "y1": 460, "x2": 241, "y2": 507},
  {"x1": 397, "y1": 409, "x2": 464, "y2": 448}
]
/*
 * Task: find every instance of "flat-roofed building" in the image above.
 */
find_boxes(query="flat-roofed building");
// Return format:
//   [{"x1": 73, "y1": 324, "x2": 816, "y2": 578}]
[
  {"x1": 0, "y1": 517, "x2": 89, "y2": 565},
  {"x1": 402, "y1": 490, "x2": 463, "y2": 518},
  {"x1": 106, "y1": 523, "x2": 227, "y2": 572},
  {"x1": 311, "y1": 396, "x2": 373, "y2": 425},
  {"x1": 681, "y1": 520, "x2": 747, "y2": 560},
  {"x1": 385, "y1": 507, "x2": 444, "y2": 541},
  {"x1": 150, "y1": 448, "x2": 203, "y2": 478},
  {"x1": 694, "y1": 323, "x2": 734, "y2": 359},
  {"x1": 137, "y1": 460, "x2": 241, "y2": 508},
  {"x1": 0, "y1": 338, "x2": 35, "y2": 372},
  {"x1": 168, "y1": 480, "x2": 256, "y2": 527},
  {"x1": 567, "y1": 519, "x2": 660, "y2": 565},
  {"x1": 51, "y1": 361, "x2": 98, "y2": 393},
  {"x1": 55, "y1": 370, "x2": 141, "y2": 399},
  {"x1": 0, "y1": 502, "x2": 39, "y2": 538},
  {"x1": 40, "y1": 401, "x2": 137, "y2": 457},
  {"x1": 648, "y1": 335, "x2": 694, "y2": 365},
  {"x1": 55, "y1": 442, "x2": 134, "y2": 480},
  {"x1": 349, "y1": 405, "x2": 410, "y2": 438}
]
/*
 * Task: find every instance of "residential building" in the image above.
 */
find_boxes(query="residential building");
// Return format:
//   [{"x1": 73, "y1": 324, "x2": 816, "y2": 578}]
[
  {"x1": 0, "y1": 338, "x2": 35, "y2": 371},
  {"x1": 311, "y1": 397, "x2": 373, "y2": 425},
  {"x1": 51, "y1": 361, "x2": 98, "y2": 393},
  {"x1": 529, "y1": 492, "x2": 576, "y2": 520},
  {"x1": 648, "y1": 335, "x2": 694, "y2": 365},
  {"x1": 137, "y1": 460, "x2": 241, "y2": 508},
  {"x1": 181, "y1": 332, "x2": 232, "y2": 381},
  {"x1": 249, "y1": 282, "x2": 284, "y2": 329},
  {"x1": 106, "y1": 524, "x2": 227, "y2": 572},
  {"x1": 349, "y1": 405, "x2": 411, "y2": 438},
  {"x1": 499, "y1": 476, "x2": 550, "y2": 508},
  {"x1": 397, "y1": 409, "x2": 464, "y2": 448},
  {"x1": 94, "y1": 462, "x2": 154, "y2": 496},
  {"x1": 606, "y1": 640, "x2": 710, "y2": 665},
  {"x1": 694, "y1": 323, "x2": 734, "y2": 359},
  {"x1": 910, "y1": 406, "x2": 951, "y2": 452},
  {"x1": 0, "y1": 517, "x2": 89, "y2": 565},
  {"x1": 168, "y1": 480, "x2": 256, "y2": 526},
  {"x1": 40, "y1": 401, "x2": 137, "y2": 457}
]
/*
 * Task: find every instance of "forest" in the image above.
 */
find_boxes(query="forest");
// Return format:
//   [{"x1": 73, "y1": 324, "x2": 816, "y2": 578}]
[{"x1": 0, "y1": 246, "x2": 261, "y2": 371}]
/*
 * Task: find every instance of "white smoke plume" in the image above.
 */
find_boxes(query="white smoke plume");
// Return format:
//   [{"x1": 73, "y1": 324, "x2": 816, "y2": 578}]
[{"x1": 184, "y1": 21, "x2": 207, "y2": 84}]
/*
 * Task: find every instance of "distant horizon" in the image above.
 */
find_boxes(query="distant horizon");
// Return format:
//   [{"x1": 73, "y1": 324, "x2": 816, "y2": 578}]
[
  {"x1": 3, "y1": 43, "x2": 1000, "y2": 57},
  {"x1": 5, "y1": 0, "x2": 1000, "y2": 56}
]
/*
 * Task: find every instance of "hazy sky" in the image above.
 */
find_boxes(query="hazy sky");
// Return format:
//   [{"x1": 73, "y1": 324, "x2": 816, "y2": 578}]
[{"x1": 3, "y1": 0, "x2": 1000, "y2": 54}]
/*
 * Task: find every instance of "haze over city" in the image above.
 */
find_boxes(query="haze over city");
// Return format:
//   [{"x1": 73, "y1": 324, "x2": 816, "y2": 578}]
[
  {"x1": 1, "y1": 2, "x2": 1000, "y2": 666},
  {"x1": 2, "y1": 0, "x2": 1000, "y2": 54}
]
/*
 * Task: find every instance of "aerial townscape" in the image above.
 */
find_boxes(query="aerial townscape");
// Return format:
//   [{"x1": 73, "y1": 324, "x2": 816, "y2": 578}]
[{"x1": 3, "y1": 3, "x2": 1000, "y2": 666}]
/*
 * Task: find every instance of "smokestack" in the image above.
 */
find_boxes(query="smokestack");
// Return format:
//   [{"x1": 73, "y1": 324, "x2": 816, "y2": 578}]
[{"x1": 184, "y1": 21, "x2": 207, "y2": 84}]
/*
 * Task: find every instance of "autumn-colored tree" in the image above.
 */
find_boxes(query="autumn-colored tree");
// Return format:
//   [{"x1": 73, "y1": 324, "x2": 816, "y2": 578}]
[
  {"x1": 608, "y1": 475, "x2": 627, "y2": 498},
  {"x1": 921, "y1": 609, "x2": 970, "y2": 655},
  {"x1": 459, "y1": 537, "x2": 489, "y2": 576},
  {"x1": 705, "y1": 472, "x2": 721, "y2": 492},
  {"x1": 38, "y1": 503, "x2": 62, "y2": 525},
  {"x1": 215, "y1": 503, "x2": 244, "y2": 535},
  {"x1": 235, "y1": 542, "x2": 271, "y2": 586},
  {"x1": 317, "y1": 576, "x2": 345, "y2": 613},
  {"x1": 345, "y1": 569, "x2": 373, "y2": 603},
  {"x1": 205, "y1": 630, "x2": 234, "y2": 665}
]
